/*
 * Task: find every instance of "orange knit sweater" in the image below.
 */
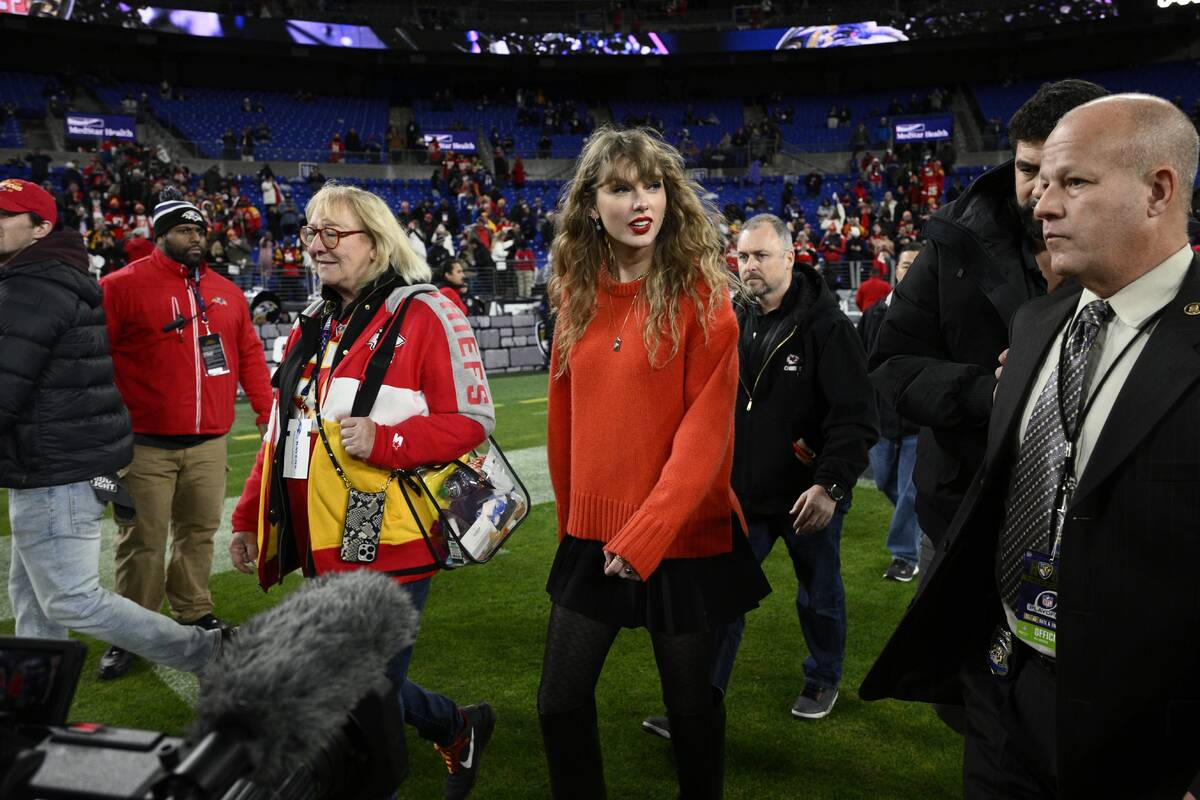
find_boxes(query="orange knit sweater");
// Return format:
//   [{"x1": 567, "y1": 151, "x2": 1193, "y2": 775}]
[{"x1": 546, "y1": 270, "x2": 745, "y2": 579}]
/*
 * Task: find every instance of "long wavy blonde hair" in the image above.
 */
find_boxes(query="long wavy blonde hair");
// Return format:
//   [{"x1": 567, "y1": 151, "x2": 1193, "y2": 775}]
[{"x1": 549, "y1": 126, "x2": 730, "y2": 373}]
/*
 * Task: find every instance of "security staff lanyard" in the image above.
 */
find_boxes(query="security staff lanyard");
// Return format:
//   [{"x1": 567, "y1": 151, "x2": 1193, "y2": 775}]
[
  {"x1": 1048, "y1": 303, "x2": 1167, "y2": 559},
  {"x1": 189, "y1": 272, "x2": 231, "y2": 377}
]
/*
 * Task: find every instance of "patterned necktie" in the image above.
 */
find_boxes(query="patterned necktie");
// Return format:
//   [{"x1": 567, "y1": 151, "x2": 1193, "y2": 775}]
[{"x1": 997, "y1": 299, "x2": 1111, "y2": 607}]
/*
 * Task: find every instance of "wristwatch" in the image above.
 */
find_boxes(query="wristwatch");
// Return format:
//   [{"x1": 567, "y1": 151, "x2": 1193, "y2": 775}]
[{"x1": 821, "y1": 483, "x2": 846, "y2": 502}]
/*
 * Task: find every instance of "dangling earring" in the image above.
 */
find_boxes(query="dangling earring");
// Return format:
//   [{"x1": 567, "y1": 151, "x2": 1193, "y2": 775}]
[{"x1": 591, "y1": 216, "x2": 603, "y2": 234}]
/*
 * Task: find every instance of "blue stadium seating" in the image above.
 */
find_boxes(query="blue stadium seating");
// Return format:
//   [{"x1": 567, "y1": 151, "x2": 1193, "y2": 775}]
[
  {"x1": 609, "y1": 99, "x2": 745, "y2": 147},
  {"x1": 0, "y1": 71, "x2": 54, "y2": 147},
  {"x1": 0, "y1": 72, "x2": 52, "y2": 116},
  {"x1": 93, "y1": 82, "x2": 388, "y2": 162},
  {"x1": 411, "y1": 100, "x2": 588, "y2": 159},
  {"x1": 974, "y1": 61, "x2": 1200, "y2": 145},
  {"x1": 767, "y1": 88, "x2": 947, "y2": 152},
  {"x1": 973, "y1": 79, "x2": 1042, "y2": 146},
  {"x1": 1, "y1": 116, "x2": 23, "y2": 149}
]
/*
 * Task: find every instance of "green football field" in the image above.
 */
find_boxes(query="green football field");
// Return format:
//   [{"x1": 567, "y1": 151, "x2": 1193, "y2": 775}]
[{"x1": 0, "y1": 372, "x2": 962, "y2": 798}]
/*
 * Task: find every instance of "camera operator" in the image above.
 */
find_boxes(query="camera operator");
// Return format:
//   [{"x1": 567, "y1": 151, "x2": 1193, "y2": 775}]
[{"x1": 0, "y1": 179, "x2": 221, "y2": 675}]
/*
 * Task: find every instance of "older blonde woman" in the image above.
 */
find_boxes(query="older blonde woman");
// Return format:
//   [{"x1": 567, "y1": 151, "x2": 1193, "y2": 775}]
[{"x1": 229, "y1": 181, "x2": 496, "y2": 799}]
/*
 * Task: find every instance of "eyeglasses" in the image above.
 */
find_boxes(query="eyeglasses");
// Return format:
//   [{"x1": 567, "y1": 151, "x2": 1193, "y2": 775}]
[{"x1": 300, "y1": 225, "x2": 367, "y2": 249}]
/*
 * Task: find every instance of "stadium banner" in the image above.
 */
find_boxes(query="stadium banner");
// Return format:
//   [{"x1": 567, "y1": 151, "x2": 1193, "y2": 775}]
[
  {"x1": 422, "y1": 132, "x2": 478, "y2": 153},
  {"x1": 452, "y1": 23, "x2": 907, "y2": 55},
  {"x1": 23, "y1": 2, "x2": 386, "y2": 48},
  {"x1": 892, "y1": 114, "x2": 954, "y2": 143},
  {"x1": 9, "y1": 2, "x2": 1126, "y2": 50},
  {"x1": 19, "y1": 4, "x2": 908, "y2": 53},
  {"x1": 64, "y1": 112, "x2": 137, "y2": 142}
]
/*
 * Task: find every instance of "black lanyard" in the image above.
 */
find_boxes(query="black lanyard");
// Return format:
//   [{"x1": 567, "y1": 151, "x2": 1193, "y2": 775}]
[
  {"x1": 185, "y1": 272, "x2": 211, "y2": 333},
  {"x1": 300, "y1": 303, "x2": 363, "y2": 403},
  {"x1": 1047, "y1": 301, "x2": 1167, "y2": 557},
  {"x1": 301, "y1": 313, "x2": 338, "y2": 405}
]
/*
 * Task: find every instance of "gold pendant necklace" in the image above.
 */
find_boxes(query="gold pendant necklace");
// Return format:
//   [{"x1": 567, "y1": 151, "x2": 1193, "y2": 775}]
[
  {"x1": 612, "y1": 297, "x2": 637, "y2": 351},
  {"x1": 607, "y1": 272, "x2": 646, "y2": 353}
]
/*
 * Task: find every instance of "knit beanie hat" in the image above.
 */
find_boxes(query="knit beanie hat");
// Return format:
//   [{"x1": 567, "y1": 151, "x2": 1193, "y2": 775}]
[{"x1": 152, "y1": 186, "x2": 207, "y2": 239}]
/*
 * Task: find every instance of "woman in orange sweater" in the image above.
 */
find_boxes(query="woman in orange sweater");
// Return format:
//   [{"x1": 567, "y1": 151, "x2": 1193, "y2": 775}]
[{"x1": 539, "y1": 127, "x2": 770, "y2": 799}]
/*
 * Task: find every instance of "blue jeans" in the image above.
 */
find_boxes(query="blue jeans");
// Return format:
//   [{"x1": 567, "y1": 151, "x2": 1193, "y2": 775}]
[
  {"x1": 384, "y1": 578, "x2": 463, "y2": 746},
  {"x1": 868, "y1": 435, "x2": 923, "y2": 566},
  {"x1": 7, "y1": 480, "x2": 217, "y2": 672},
  {"x1": 710, "y1": 506, "x2": 848, "y2": 692}
]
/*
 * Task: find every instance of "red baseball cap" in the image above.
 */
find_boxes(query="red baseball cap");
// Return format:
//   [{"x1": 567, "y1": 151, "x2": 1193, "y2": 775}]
[{"x1": 0, "y1": 179, "x2": 57, "y2": 226}]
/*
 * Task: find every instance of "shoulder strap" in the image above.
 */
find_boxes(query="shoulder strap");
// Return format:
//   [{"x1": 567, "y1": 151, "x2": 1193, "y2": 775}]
[{"x1": 350, "y1": 290, "x2": 428, "y2": 418}]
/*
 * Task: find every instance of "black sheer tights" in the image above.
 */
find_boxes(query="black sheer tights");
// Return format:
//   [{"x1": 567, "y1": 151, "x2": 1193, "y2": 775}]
[{"x1": 537, "y1": 602, "x2": 713, "y2": 717}]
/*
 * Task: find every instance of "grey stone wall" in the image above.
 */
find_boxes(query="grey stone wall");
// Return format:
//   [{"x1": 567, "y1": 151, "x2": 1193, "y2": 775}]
[
  {"x1": 469, "y1": 313, "x2": 547, "y2": 374},
  {"x1": 253, "y1": 313, "x2": 547, "y2": 379}
]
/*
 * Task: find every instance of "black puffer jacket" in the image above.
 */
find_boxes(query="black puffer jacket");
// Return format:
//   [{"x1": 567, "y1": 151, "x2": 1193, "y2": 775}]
[
  {"x1": 868, "y1": 161, "x2": 1045, "y2": 543},
  {"x1": 858, "y1": 296, "x2": 918, "y2": 440},
  {"x1": 732, "y1": 263, "x2": 877, "y2": 514},
  {"x1": 0, "y1": 232, "x2": 132, "y2": 488}
]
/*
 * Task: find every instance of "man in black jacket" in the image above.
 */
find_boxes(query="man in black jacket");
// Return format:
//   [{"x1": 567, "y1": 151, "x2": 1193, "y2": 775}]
[
  {"x1": 730, "y1": 213, "x2": 876, "y2": 719},
  {"x1": 0, "y1": 179, "x2": 220, "y2": 676},
  {"x1": 643, "y1": 214, "x2": 875, "y2": 737},
  {"x1": 869, "y1": 79, "x2": 1107, "y2": 551}
]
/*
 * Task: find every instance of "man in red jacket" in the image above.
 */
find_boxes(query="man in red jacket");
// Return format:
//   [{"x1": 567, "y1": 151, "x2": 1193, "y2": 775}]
[
  {"x1": 855, "y1": 263, "x2": 892, "y2": 313},
  {"x1": 97, "y1": 189, "x2": 274, "y2": 680}
]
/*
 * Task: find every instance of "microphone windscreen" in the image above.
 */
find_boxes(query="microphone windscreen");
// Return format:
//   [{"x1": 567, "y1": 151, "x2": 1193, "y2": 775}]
[{"x1": 191, "y1": 570, "x2": 417, "y2": 784}]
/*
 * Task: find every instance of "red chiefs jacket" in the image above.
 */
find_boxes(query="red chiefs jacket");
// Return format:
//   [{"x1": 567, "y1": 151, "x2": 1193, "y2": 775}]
[
  {"x1": 101, "y1": 247, "x2": 273, "y2": 435},
  {"x1": 231, "y1": 283, "x2": 495, "y2": 586}
]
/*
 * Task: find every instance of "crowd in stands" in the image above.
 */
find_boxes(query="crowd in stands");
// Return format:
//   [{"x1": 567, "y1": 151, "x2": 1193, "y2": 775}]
[
  {"x1": 0, "y1": 137, "x2": 563, "y2": 306},
  {"x1": 717, "y1": 145, "x2": 956, "y2": 306},
  {"x1": 0, "y1": 74, "x2": 1049, "y2": 313},
  {"x1": 4, "y1": 120, "x2": 974, "y2": 312}
]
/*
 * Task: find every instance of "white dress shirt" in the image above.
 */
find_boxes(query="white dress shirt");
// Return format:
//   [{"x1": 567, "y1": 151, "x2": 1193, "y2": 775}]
[
  {"x1": 1014, "y1": 244, "x2": 1193, "y2": 475},
  {"x1": 1005, "y1": 244, "x2": 1193, "y2": 655}
]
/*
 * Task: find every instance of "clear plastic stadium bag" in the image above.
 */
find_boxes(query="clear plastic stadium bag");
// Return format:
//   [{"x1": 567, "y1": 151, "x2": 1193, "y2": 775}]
[{"x1": 402, "y1": 437, "x2": 530, "y2": 569}]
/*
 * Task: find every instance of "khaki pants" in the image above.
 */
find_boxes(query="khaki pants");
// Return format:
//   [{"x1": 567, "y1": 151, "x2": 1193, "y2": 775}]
[
  {"x1": 113, "y1": 437, "x2": 227, "y2": 622},
  {"x1": 516, "y1": 269, "x2": 535, "y2": 298}
]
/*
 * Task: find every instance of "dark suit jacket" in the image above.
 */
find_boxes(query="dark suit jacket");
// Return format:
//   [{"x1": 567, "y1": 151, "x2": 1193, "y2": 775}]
[{"x1": 861, "y1": 256, "x2": 1200, "y2": 799}]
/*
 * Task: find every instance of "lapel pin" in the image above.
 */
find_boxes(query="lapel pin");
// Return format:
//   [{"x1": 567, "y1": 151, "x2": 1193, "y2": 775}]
[{"x1": 1185, "y1": 302, "x2": 1200, "y2": 316}]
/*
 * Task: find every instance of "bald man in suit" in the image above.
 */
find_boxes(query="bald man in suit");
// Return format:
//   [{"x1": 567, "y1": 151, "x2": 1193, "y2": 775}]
[{"x1": 862, "y1": 94, "x2": 1200, "y2": 799}]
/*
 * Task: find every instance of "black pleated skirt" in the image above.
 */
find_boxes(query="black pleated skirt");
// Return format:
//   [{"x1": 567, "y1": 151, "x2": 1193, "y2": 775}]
[{"x1": 545, "y1": 520, "x2": 772, "y2": 635}]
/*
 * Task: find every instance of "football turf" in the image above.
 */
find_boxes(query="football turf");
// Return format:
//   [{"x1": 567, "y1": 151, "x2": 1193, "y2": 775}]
[{"x1": 0, "y1": 372, "x2": 962, "y2": 798}]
